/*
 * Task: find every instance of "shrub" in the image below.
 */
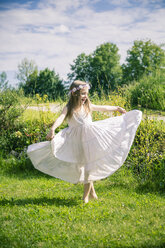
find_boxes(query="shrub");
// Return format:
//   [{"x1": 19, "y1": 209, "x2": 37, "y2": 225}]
[
  {"x1": 0, "y1": 89, "x2": 25, "y2": 131},
  {"x1": 125, "y1": 70, "x2": 165, "y2": 110},
  {"x1": 126, "y1": 114, "x2": 165, "y2": 191},
  {"x1": 0, "y1": 106, "x2": 68, "y2": 155},
  {"x1": 0, "y1": 89, "x2": 27, "y2": 154}
]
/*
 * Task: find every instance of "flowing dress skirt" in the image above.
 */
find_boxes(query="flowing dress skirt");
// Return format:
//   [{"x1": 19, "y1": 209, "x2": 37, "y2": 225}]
[{"x1": 27, "y1": 110, "x2": 142, "y2": 184}]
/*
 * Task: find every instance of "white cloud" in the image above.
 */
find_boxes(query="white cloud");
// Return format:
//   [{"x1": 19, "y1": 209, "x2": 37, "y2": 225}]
[
  {"x1": 57, "y1": 24, "x2": 70, "y2": 33},
  {"x1": 0, "y1": 0, "x2": 164, "y2": 84}
]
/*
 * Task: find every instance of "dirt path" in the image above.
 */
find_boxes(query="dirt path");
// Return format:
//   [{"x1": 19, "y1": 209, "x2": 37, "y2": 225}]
[
  {"x1": 26, "y1": 103, "x2": 64, "y2": 113},
  {"x1": 27, "y1": 104, "x2": 165, "y2": 122}
]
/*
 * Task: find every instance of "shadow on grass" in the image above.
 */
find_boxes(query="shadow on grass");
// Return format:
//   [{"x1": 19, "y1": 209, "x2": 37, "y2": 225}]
[
  {"x1": 103, "y1": 177, "x2": 165, "y2": 197},
  {"x1": 135, "y1": 183, "x2": 165, "y2": 197},
  {"x1": 0, "y1": 196, "x2": 79, "y2": 207},
  {"x1": 0, "y1": 234, "x2": 14, "y2": 248}
]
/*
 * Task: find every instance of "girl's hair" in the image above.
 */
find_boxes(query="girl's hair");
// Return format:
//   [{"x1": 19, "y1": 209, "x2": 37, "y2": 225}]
[{"x1": 65, "y1": 80, "x2": 91, "y2": 120}]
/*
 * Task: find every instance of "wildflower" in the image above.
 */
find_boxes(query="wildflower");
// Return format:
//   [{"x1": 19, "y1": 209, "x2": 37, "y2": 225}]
[{"x1": 15, "y1": 131, "x2": 22, "y2": 138}]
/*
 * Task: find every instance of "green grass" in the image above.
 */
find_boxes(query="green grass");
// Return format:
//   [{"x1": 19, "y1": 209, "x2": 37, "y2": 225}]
[{"x1": 0, "y1": 166, "x2": 165, "y2": 248}]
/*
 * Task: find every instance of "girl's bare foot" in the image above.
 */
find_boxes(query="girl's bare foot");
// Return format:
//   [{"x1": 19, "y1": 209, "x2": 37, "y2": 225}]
[
  {"x1": 89, "y1": 193, "x2": 98, "y2": 200},
  {"x1": 89, "y1": 182, "x2": 98, "y2": 200},
  {"x1": 83, "y1": 196, "x2": 89, "y2": 204},
  {"x1": 83, "y1": 183, "x2": 92, "y2": 203}
]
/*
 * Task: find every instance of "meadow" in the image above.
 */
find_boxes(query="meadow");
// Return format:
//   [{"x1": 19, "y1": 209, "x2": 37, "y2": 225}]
[
  {"x1": 0, "y1": 164, "x2": 165, "y2": 248},
  {"x1": 0, "y1": 90, "x2": 165, "y2": 248}
]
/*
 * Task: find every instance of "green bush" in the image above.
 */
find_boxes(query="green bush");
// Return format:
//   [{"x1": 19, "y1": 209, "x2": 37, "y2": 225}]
[
  {"x1": 0, "y1": 89, "x2": 27, "y2": 154},
  {"x1": 126, "y1": 114, "x2": 165, "y2": 191},
  {"x1": 0, "y1": 89, "x2": 25, "y2": 131},
  {"x1": 125, "y1": 70, "x2": 165, "y2": 110},
  {"x1": 0, "y1": 91, "x2": 52, "y2": 154},
  {"x1": 0, "y1": 107, "x2": 68, "y2": 155},
  {"x1": 0, "y1": 151, "x2": 34, "y2": 173}
]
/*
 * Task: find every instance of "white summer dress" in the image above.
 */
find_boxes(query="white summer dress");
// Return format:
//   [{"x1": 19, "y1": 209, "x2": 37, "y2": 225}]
[{"x1": 27, "y1": 106, "x2": 142, "y2": 184}]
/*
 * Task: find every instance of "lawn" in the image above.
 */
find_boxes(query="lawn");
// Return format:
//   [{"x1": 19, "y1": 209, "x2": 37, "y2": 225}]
[{"x1": 0, "y1": 166, "x2": 165, "y2": 248}]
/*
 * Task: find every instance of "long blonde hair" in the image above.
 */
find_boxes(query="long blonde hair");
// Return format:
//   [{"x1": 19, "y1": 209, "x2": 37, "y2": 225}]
[{"x1": 65, "y1": 80, "x2": 91, "y2": 120}]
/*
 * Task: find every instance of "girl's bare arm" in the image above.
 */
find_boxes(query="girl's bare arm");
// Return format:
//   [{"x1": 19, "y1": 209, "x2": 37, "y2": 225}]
[
  {"x1": 46, "y1": 105, "x2": 68, "y2": 140},
  {"x1": 91, "y1": 104, "x2": 126, "y2": 114}
]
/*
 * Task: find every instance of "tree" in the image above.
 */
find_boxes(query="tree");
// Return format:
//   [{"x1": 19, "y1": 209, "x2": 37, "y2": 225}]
[
  {"x1": 90, "y1": 43, "x2": 122, "y2": 93},
  {"x1": 23, "y1": 68, "x2": 65, "y2": 100},
  {"x1": 0, "y1": 71, "x2": 8, "y2": 91},
  {"x1": 68, "y1": 53, "x2": 91, "y2": 82},
  {"x1": 36, "y1": 68, "x2": 65, "y2": 99},
  {"x1": 67, "y1": 42, "x2": 122, "y2": 96},
  {"x1": 122, "y1": 39, "x2": 165, "y2": 83},
  {"x1": 22, "y1": 69, "x2": 38, "y2": 95},
  {"x1": 17, "y1": 58, "x2": 38, "y2": 87}
]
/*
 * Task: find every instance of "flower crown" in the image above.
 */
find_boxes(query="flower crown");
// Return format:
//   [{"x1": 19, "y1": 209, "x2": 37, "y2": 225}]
[{"x1": 69, "y1": 83, "x2": 90, "y2": 94}]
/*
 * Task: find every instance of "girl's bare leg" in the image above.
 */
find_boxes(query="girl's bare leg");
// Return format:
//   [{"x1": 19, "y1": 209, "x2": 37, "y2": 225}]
[
  {"x1": 90, "y1": 182, "x2": 98, "y2": 199},
  {"x1": 83, "y1": 183, "x2": 92, "y2": 203}
]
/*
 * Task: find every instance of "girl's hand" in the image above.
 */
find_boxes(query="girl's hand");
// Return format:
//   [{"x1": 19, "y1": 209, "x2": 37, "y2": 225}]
[
  {"x1": 46, "y1": 129, "x2": 55, "y2": 141},
  {"x1": 117, "y1": 106, "x2": 127, "y2": 114}
]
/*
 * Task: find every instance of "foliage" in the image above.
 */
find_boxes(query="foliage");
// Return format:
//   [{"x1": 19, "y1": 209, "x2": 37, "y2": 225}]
[
  {"x1": 0, "y1": 89, "x2": 30, "y2": 154},
  {"x1": 68, "y1": 53, "x2": 91, "y2": 82},
  {"x1": 0, "y1": 103, "x2": 67, "y2": 155},
  {"x1": 17, "y1": 57, "x2": 38, "y2": 88},
  {"x1": 22, "y1": 68, "x2": 66, "y2": 100},
  {"x1": 90, "y1": 43, "x2": 122, "y2": 92},
  {"x1": 126, "y1": 114, "x2": 165, "y2": 191},
  {"x1": 125, "y1": 70, "x2": 165, "y2": 110},
  {"x1": 0, "y1": 71, "x2": 9, "y2": 91},
  {"x1": 122, "y1": 39, "x2": 165, "y2": 83},
  {"x1": 68, "y1": 42, "x2": 122, "y2": 96},
  {"x1": 0, "y1": 89, "x2": 26, "y2": 132},
  {"x1": 22, "y1": 68, "x2": 38, "y2": 95},
  {"x1": 0, "y1": 151, "x2": 33, "y2": 173}
]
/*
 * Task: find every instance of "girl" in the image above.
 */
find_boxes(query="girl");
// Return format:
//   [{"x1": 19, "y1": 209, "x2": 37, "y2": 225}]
[{"x1": 27, "y1": 80, "x2": 142, "y2": 203}]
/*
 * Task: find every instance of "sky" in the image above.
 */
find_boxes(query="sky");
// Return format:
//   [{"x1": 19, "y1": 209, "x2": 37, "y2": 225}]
[{"x1": 0, "y1": 0, "x2": 165, "y2": 87}]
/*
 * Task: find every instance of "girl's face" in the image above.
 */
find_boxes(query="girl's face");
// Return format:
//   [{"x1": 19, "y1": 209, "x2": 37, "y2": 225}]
[{"x1": 80, "y1": 87, "x2": 89, "y2": 104}]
